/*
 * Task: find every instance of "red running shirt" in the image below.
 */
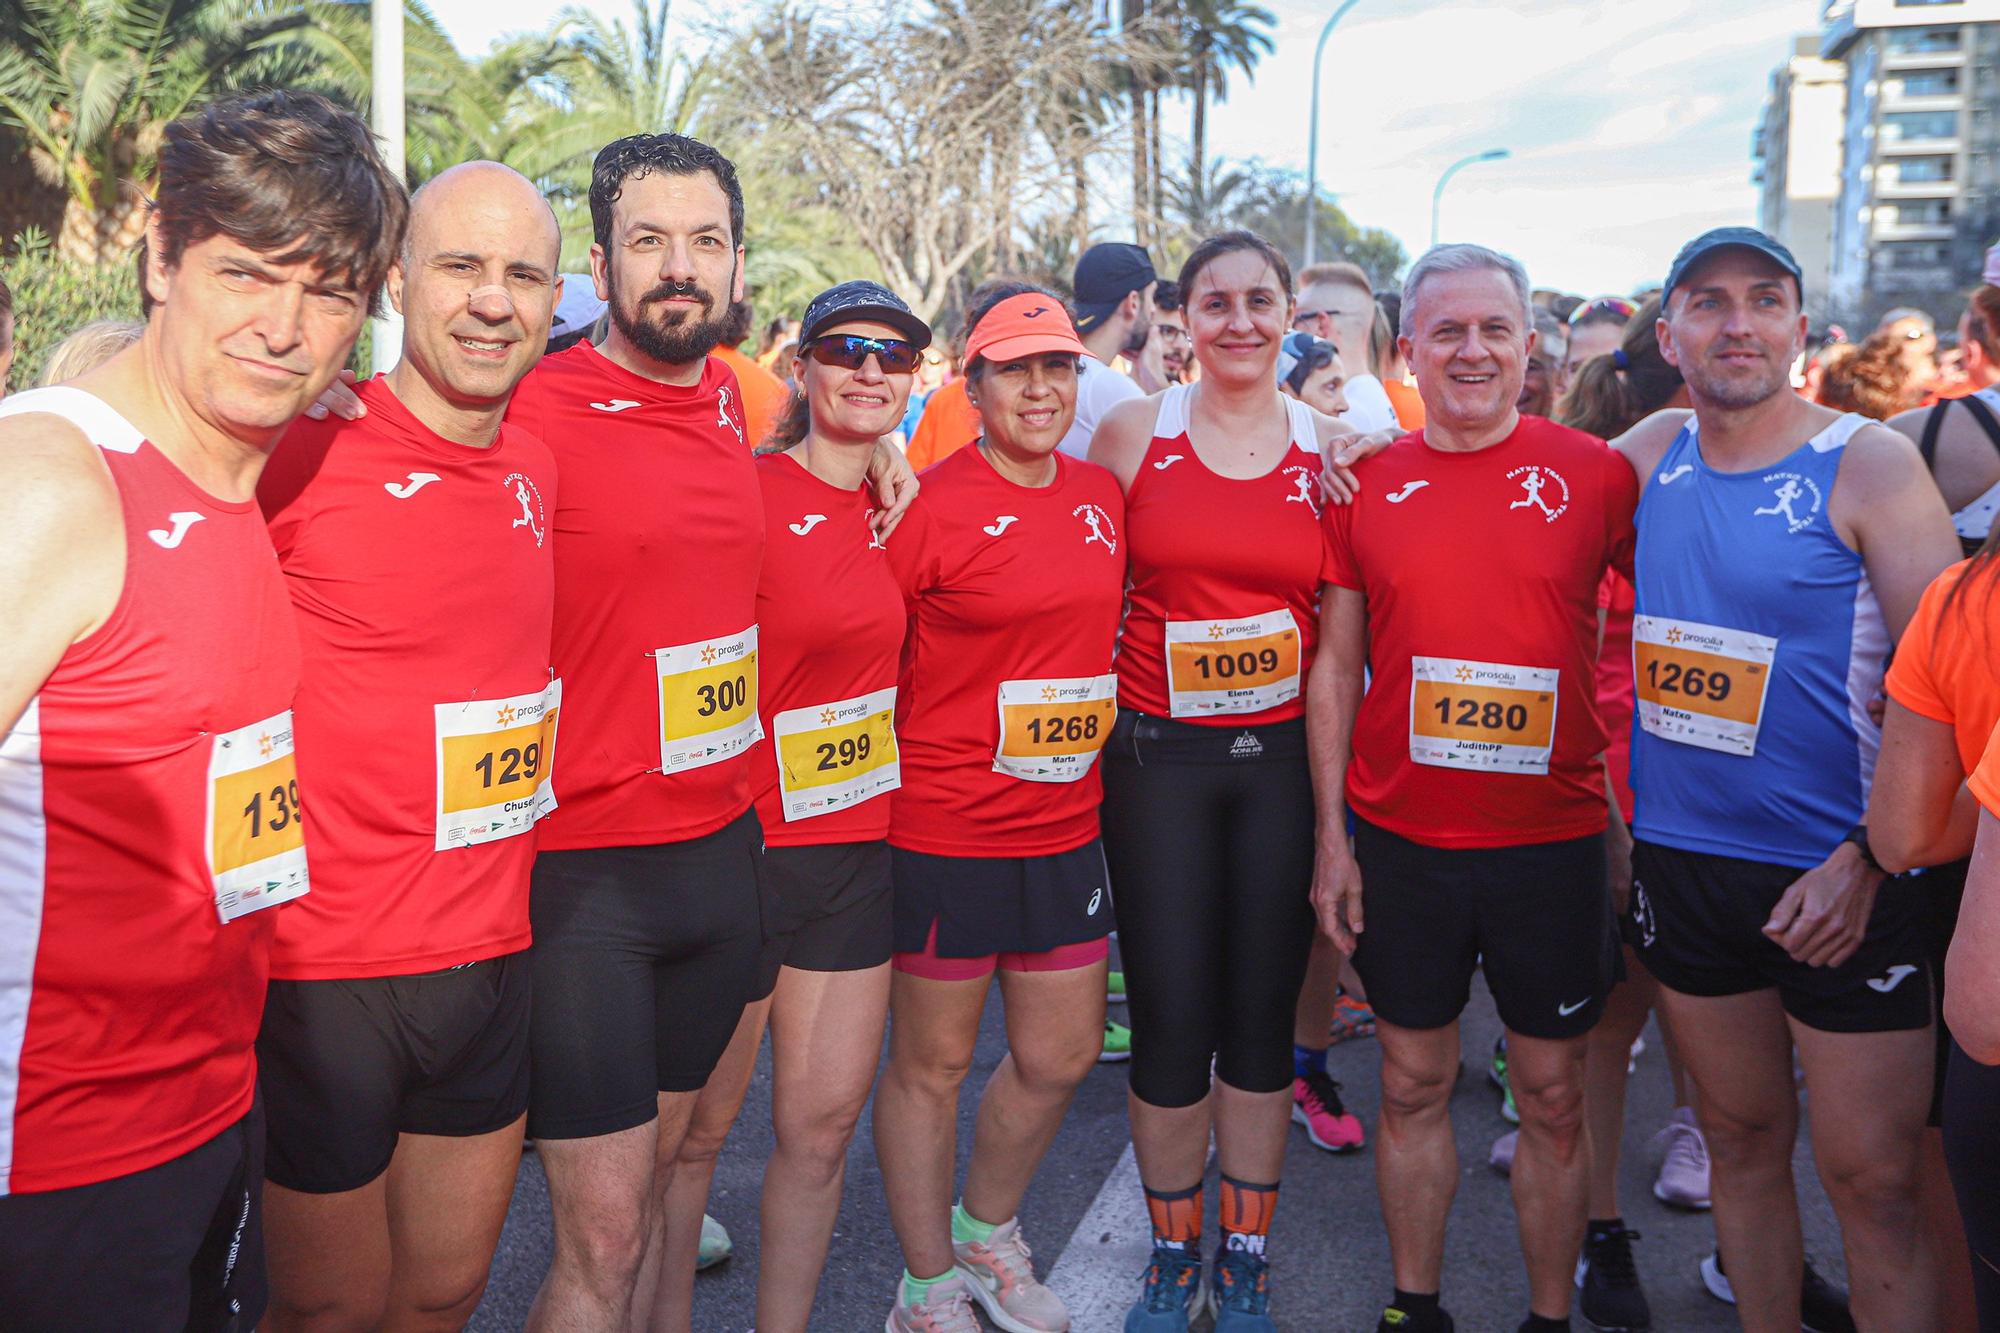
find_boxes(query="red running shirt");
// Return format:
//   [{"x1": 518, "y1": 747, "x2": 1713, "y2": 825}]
[
  {"x1": 260, "y1": 377, "x2": 556, "y2": 980},
  {"x1": 887, "y1": 446, "x2": 1127, "y2": 856},
  {"x1": 506, "y1": 344, "x2": 764, "y2": 849},
  {"x1": 1323, "y1": 415, "x2": 1638, "y2": 849},
  {"x1": 747, "y1": 453, "x2": 906, "y2": 846},
  {"x1": 1116, "y1": 386, "x2": 1337, "y2": 726},
  {"x1": 0, "y1": 388, "x2": 303, "y2": 1193},
  {"x1": 1597, "y1": 570, "x2": 1637, "y2": 819}
]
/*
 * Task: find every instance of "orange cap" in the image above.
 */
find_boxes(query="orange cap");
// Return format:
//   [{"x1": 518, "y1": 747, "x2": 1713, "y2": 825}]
[{"x1": 964, "y1": 292, "x2": 1089, "y2": 366}]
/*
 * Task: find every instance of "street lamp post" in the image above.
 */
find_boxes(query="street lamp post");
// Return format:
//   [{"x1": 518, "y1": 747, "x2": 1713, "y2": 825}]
[
  {"x1": 1303, "y1": 0, "x2": 1361, "y2": 268},
  {"x1": 370, "y1": 0, "x2": 405, "y2": 374},
  {"x1": 1429, "y1": 148, "x2": 1509, "y2": 249}
]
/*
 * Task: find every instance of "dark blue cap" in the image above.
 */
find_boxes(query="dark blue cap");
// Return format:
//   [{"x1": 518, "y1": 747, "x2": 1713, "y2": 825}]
[
  {"x1": 1664, "y1": 227, "x2": 1804, "y2": 306},
  {"x1": 800, "y1": 280, "x2": 932, "y2": 349},
  {"x1": 1073, "y1": 242, "x2": 1158, "y2": 334}
]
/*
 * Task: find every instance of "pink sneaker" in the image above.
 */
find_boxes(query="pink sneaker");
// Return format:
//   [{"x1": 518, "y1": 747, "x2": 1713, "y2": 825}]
[
  {"x1": 952, "y1": 1218, "x2": 1070, "y2": 1332},
  {"x1": 885, "y1": 1274, "x2": 982, "y2": 1333},
  {"x1": 1652, "y1": 1106, "x2": 1711, "y2": 1210},
  {"x1": 1291, "y1": 1072, "x2": 1366, "y2": 1152}
]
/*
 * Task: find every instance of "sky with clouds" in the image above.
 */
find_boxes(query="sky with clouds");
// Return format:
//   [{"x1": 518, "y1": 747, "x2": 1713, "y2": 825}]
[{"x1": 421, "y1": 0, "x2": 1825, "y2": 296}]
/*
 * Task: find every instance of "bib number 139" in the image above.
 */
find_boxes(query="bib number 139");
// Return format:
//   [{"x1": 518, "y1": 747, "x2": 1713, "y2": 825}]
[{"x1": 208, "y1": 710, "x2": 310, "y2": 922}]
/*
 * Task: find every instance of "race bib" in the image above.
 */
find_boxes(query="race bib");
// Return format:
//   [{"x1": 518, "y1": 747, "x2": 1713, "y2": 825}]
[
  {"x1": 1632, "y1": 616, "x2": 1776, "y2": 756},
  {"x1": 772, "y1": 686, "x2": 900, "y2": 822},
  {"x1": 208, "y1": 710, "x2": 310, "y2": 922},
  {"x1": 654, "y1": 627, "x2": 762, "y2": 773},
  {"x1": 1409, "y1": 656, "x2": 1559, "y2": 775},
  {"x1": 1164, "y1": 609, "x2": 1302, "y2": 718},
  {"x1": 435, "y1": 679, "x2": 562, "y2": 850},
  {"x1": 994, "y1": 674, "x2": 1117, "y2": 783}
]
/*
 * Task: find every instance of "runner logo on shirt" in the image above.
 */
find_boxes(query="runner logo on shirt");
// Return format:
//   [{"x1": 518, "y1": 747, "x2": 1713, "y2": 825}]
[
  {"x1": 717, "y1": 385, "x2": 745, "y2": 447},
  {"x1": 1754, "y1": 472, "x2": 1821, "y2": 533},
  {"x1": 1074, "y1": 502, "x2": 1119, "y2": 554},
  {"x1": 1506, "y1": 465, "x2": 1569, "y2": 523},
  {"x1": 1283, "y1": 464, "x2": 1320, "y2": 514},
  {"x1": 505, "y1": 472, "x2": 546, "y2": 547}
]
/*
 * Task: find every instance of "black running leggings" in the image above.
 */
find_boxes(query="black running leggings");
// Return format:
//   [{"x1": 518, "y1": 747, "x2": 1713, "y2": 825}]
[
  {"x1": 1944, "y1": 1039, "x2": 2000, "y2": 1330},
  {"x1": 1100, "y1": 712, "x2": 1317, "y2": 1109}
]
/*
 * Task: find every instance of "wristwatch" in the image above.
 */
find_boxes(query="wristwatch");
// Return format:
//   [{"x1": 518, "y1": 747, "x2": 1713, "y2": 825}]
[{"x1": 1844, "y1": 823, "x2": 1884, "y2": 874}]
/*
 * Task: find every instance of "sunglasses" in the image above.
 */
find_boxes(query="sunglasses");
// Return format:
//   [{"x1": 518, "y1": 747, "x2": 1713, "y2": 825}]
[
  {"x1": 1568, "y1": 296, "x2": 1638, "y2": 327},
  {"x1": 806, "y1": 334, "x2": 921, "y2": 373}
]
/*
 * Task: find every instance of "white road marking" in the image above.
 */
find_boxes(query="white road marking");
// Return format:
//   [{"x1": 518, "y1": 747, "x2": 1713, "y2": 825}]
[{"x1": 1045, "y1": 1143, "x2": 1151, "y2": 1328}]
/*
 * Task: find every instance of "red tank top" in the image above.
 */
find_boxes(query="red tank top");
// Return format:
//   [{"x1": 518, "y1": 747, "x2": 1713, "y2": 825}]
[
  {"x1": 506, "y1": 344, "x2": 765, "y2": 849},
  {"x1": 260, "y1": 377, "x2": 556, "y2": 979},
  {"x1": 887, "y1": 446, "x2": 1127, "y2": 856},
  {"x1": 747, "y1": 453, "x2": 907, "y2": 846},
  {"x1": 0, "y1": 387, "x2": 304, "y2": 1194},
  {"x1": 1117, "y1": 385, "x2": 1335, "y2": 725}
]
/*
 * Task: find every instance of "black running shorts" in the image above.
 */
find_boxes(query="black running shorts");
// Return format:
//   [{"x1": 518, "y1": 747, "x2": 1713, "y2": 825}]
[
  {"x1": 528, "y1": 809, "x2": 766, "y2": 1138},
  {"x1": 890, "y1": 838, "x2": 1114, "y2": 959},
  {"x1": 1629, "y1": 839, "x2": 1932, "y2": 1034},
  {"x1": 258, "y1": 953, "x2": 531, "y2": 1194},
  {"x1": 0, "y1": 1095, "x2": 266, "y2": 1332},
  {"x1": 754, "y1": 839, "x2": 895, "y2": 997},
  {"x1": 1350, "y1": 818, "x2": 1617, "y2": 1040}
]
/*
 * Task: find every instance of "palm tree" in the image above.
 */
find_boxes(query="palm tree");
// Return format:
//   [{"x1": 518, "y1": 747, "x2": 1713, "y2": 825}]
[
  {"x1": 0, "y1": 0, "x2": 323, "y2": 263},
  {"x1": 1168, "y1": 0, "x2": 1273, "y2": 209},
  {"x1": 1164, "y1": 154, "x2": 1249, "y2": 243}
]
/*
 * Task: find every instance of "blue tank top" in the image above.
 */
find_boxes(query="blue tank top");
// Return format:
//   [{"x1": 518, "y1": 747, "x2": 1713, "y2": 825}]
[{"x1": 1630, "y1": 413, "x2": 1886, "y2": 868}]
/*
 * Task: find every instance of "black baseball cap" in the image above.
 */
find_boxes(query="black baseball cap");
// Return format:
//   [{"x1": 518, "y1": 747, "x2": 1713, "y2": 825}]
[
  {"x1": 799, "y1": 280, "x2": 932, "y2": 350},
  {"x1": 1663, "y1": 227, "x2": 1804, "y2": 307},
  {"x1": 1073, "y1": 242, "x2": 1159, "y2": 334}
]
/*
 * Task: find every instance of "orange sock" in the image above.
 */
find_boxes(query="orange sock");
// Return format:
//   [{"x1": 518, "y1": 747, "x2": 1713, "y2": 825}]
[
  {"x1": 1219, "y1": 1175, "x2": 1278, "y2": 1257},
  {"x1": 1144, "y1": 1182, "x2": 1203, "y2": 1253}
]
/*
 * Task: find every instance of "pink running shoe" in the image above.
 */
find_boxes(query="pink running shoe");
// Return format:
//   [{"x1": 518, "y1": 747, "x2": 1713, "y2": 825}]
[
  {"x1": 1291, "y1": 1072, "x2": 1366, "y2": 1152},
  {"x1": 952, "y1": 1218, "x2": 1071, "y2": 1332},
  {"x1": 1652, "y1": 1105, "x2": 1712, "y2": 1210},
  {"x1": 885, "y1": 1274, "x2": 982, "y2": 1333}
]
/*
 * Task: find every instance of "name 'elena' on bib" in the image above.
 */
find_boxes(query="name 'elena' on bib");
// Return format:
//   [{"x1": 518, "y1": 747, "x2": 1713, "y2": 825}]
[
  {"x1": 1164, "y1": 609, "x2": 1301, "y2": 718},
  {"x1": 994, "y1": 674, "x2": 1117, "y2": 783},
  {"x1": 435, "y1": 679, "x2": 562, "y2": 850},
  {"x1": 208, "y1": 709, "x2": 310, "y2": 923},
  {"x1": 1408, "y1": 656, "x2": 1559, "y2": 775},
  {"x1": 654, "y1": 627, "x2": 762, "y2": 773},
  {"x1": 773, "y1": 685, "x2": 900, "y2": 822},
  {"x1": 1632, "y1": 615, "x2": 1775, "y2": 757}
]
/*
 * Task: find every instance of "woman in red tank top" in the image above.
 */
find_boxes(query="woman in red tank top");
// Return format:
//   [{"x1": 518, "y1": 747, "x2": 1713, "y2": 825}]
[{"x1": 1087, "y1": 231, "x2": 1363, "y2": 1328}]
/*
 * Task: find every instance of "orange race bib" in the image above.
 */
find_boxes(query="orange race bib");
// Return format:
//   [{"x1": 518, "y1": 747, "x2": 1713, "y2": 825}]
[
  {"x1": 1632, "y1": 616, "x2": 1776, "y2": 757},
  {"x1": 994, "y1": 674, "x2": 1117, "y2": 783},
  {"x1": 208, "y1": 710, "x2": 310, "y2": 922},
  {"x1": 1164, "y1": 609, "x2": 1302, "y2": 717},
  {"x1": 654, "y1": 627, "x2": 762, "y2": 774},
  {"x1": 435, "y1": 679, "x2": 561, "y2": 850},
  {"x1": 772, "y1": 686, "x2": 900, "y2": 822},
  {"x1": 1409, "y1": 656, "x2": 1559, "y2": 775}
]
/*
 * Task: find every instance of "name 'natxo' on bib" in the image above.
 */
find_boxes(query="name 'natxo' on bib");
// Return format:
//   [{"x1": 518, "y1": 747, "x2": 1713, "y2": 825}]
[
  {"x1": 654, "y1": 627, "x2": 762, "y2": 773},
  {"x1": 208, "y1": 709, "x2": 310, "y2": 922},
  {"x1": 1408, "y1": 656, "x2": 1559, "y2": 775},
  {"x1": 773, "y1": 685, "x2": 900, "y2": 821},
  {"x1": 435, "y1": 679, "x2": 562, "y2": 850},
  {"x1": 1632, "y1": 615, "x2": 1776, "y2": 756},
  {"x1": 1164, "y1": 608, "x2": 1301, "y2": 718},
  {"x1": 994, "y1": 674, "x2": 1116, "y2": 783}
]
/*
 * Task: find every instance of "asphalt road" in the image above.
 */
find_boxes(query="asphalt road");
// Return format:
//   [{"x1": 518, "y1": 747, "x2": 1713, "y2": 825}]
[{"x1": 470, "y1": 972, "x2": 1845, "y2": 1332}]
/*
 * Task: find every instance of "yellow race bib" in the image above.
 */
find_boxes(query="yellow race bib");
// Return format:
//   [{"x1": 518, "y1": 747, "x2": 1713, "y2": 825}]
[
  {"x1": 1409, "y1": 656, "x2": 1559, "y2": 775},
  {"x1": 654, "y1": 627, "x2": 762, "y2": 773},
  {"x1": 435, "y1": 679, "x2": 562, "y2": 849},
  {"x1": 208, "y1": 710, "x2": 310, "y2": 922},
  {"x1": 772, "y1": 686, "x2": 899, "y2": 822}
]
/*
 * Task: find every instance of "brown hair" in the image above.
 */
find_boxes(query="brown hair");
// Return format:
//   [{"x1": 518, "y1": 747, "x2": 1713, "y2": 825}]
[
  {"x1": 1179, "y1": 230, "x2": 1294, "y2": 305},
  {"x1": 1296, "y1": 261, "x2": 1369, "y2": 294},
  {"x1": 147, "y1": 90, "x2": 407, "y2": 316},
  {"x1": 1815, "y1": 330, "x2": 1917, "y2": 420},
  {"x1": 1964, "y1": 285, "x2": 2000, "y2": 363},
  {"x1": 1557, "y1": 296, "x2": 1681, "y2": 439}
]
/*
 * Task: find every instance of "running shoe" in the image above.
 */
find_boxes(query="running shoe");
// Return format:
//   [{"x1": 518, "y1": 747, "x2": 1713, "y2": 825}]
[
  {"x1": 1489, "y1": 1036, "x2": 1519, "y2": 1124},
  {"x1": 1291, "y1": 1072, "x2": 1365, "y2": 1152},
  {"x1": 1122, "y1": 1247, "x2": 1207, "y2": 1332},
  {"x1": 1574, "y1": 1222, "x2": 1650, "y2": 1331},
  {"x1": 1210, "y1": 1245, "x2": 1276, "y2": 1332},
  {"x1": 953, "y1": 1217, "x2": 1070, "y2": 1333},
  {"x1": 886, "y1": 1274, "x2": 982, "y2": 1333},
  {"x1": 1698, "y1": 1250, "x2": 1856, "y2": 1333},
  {"x1": 698, "y1": 1212, "x2": 732, "y2": 1270},
  {"x1": 1650, "y1": 1107, "x2": 1710, "y2": 1210},
  {"x1": 1099, "y1": 1017, "x2": 1133, "y2": 1063},
  {"x1": 1329, "y1": 992, "x2": 1377, "y2": 1044},
  {"x1": 1375, "y1": 1303, "x2": 1455, "y2": 1332},
  {"x1": 1488, "y1": 1129, "x2": 1517, "y2": 1175},
  {"x1": 1107, "y1": 970, "x2": 1128, "y2": 1004}
]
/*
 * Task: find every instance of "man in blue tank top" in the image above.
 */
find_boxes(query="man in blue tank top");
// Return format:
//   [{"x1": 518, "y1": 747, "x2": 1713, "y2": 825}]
[{"x1": 1613, "y1": 227, "x2": 1959, "y2": 1331}]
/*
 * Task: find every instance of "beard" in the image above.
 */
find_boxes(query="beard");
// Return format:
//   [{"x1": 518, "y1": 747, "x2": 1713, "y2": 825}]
[
  {"x1": 608, "y1": 267, "x2": 732, "y2": 367},
  {"x1": 1121, "y1": 318, "x2": 1151, "y2": 360},
  {"x1": 1685, "y1": 352, "x2": 1790, "y2": 411}
]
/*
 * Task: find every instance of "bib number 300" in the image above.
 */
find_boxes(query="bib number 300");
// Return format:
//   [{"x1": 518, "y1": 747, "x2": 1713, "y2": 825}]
[
  {"x1": 208, "y1": 710, "x2": 310, "y2": 923},
  {"x1": 655, "y1": 628, "x2": 763, "y2": 774},
  {"x1": 435, "y1": 679, "x2": 562, "y2": 850}
]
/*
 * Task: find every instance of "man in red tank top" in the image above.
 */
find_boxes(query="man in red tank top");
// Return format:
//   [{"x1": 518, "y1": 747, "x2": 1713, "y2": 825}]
[
  {"x1": 0, "y1": 91, "x2": 404, "y2": 1331},
  {"x1": 254, "y1": 161, "x2": 562, "y2": 1332}
]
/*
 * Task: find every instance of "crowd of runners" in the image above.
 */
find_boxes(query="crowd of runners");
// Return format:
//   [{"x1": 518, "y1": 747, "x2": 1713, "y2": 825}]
[{"x1": 6, "y1": 87, "x2": 2000, "y2": 1333}]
